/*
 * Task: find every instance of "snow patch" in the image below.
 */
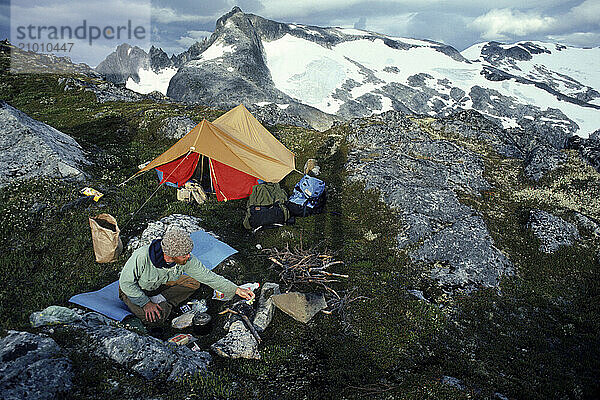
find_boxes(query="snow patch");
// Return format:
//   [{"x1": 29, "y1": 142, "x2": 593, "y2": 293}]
[
  {"x1": 125, "y1": 67, "x2": 177, "y2": 95},
  {"x1": 387, "y1": 36, "x2": 436, "y2": 47},
  {"x1": 337, "y1": 28, "x2": 370, "y2": 36},
  {"x1": 499, "y1": 117, "x2": 520, "y2": 129},
  {"x1": 190, "y1": 42, "x2": 236, "y2": 65},
  {"x1": 351, "y1": 82, "x2": 381, "y2": 99},
  {"x1": 304, "y1": 29, "x2": 323, "y2": 37},
  {"x1": 462, "y1": 41, "x2": 600, "y2": 91},
  {"x1": 376, "y1": 96, "x2": 393, "y2": 113},
  {"x1": 460, "y1": 42, "x2": 486, "y2": 60},
  {"x1": 263, "y1": 34, "x2": 349, "y2": 110},
  {"x1": 322, "y1": 98, "x2": 345, "y2": 114}
]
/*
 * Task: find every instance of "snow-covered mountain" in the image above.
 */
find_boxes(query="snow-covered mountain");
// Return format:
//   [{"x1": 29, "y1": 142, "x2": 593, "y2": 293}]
[
  {"x1": 461, "y1": 41, "x2": 600, "y2": 137},
  {"x1": 95, "y1": 44, "x2": 179, "y2": 95},
  {"x1": 462, "y1": 41, "x2": 600, "y2": 103},
  {"x1": 97, "y1": 7, "x2": 599, "y2": 138}
]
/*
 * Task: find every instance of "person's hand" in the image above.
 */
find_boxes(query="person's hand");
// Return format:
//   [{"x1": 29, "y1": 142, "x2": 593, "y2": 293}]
[
  {"x1": 142, "y1": 301, "x2": 162, "y2": 322},
  {"x1": 235, "y1": 287, "x2": 255, "y2": 301}
]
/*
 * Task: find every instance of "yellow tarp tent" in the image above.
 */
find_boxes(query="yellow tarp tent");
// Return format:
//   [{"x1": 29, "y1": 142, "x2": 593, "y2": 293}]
[{"x1": 124, "y1": 104, "x2": 296, "y2": 201}]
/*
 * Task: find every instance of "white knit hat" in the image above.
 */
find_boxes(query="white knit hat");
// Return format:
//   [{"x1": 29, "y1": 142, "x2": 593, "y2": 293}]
[{"x1": 161, "y1": 229, "x2": 193, "y2": 257}]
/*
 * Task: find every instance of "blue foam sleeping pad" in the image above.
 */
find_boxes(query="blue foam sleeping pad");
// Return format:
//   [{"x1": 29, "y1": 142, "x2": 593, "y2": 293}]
[
  {"x1": 189, "y1": 230, "x2": 237, "y2": 269},
  {"x1": 69, "y1": 230, "x2": 238, "y2": 321}
]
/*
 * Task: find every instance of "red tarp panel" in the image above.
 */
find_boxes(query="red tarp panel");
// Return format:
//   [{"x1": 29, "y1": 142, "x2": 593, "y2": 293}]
[
  {"x1": 210, "y1": 159, "x2": 258, "y2": 201},
  {"x1": 155, "y1": 153, "x2": 200, "y2": 187}
]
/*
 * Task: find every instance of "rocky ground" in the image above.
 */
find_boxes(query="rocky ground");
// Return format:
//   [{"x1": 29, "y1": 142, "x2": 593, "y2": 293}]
[
  {"x1": 0, "y1": 42, "x2": 599, "y2": 399},
  {"x1": 2, "y1": 276, "x2": 281, "y2": 400},
  {"x1": 346, "y1": 111, "x2": 544, "y2": 292}
]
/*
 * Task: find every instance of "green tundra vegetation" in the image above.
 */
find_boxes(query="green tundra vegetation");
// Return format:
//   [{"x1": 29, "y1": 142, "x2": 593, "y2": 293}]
[{"x1": 0, "y1": 50, "x2": 599, "y2": 399}]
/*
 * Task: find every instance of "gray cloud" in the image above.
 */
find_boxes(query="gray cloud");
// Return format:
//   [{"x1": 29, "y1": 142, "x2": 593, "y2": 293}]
[
  {"x1": 468, "y1": 0, "x2": 600, "y2": 47},
  {"x1": 151, "y1": 0, "x2": 230, "y2": 17},
  {"x1": 549, "y1": 32, "x2": 600, "y2": 47},
  {"x1": 403, "y1": 12, "x2": 481, "y2": 50},
  {"x1": 146, "y1": 1, "x2": 599, "y2": 57},
  {"x1": 235, "y1": 0, "x2": 265, "y2": 14},
  {"x1": 1, "y1": 0, "x2": 10, "y2": 39},
  {"x1": 354, "y1": 16, "x2": 366, "y2": 30}
]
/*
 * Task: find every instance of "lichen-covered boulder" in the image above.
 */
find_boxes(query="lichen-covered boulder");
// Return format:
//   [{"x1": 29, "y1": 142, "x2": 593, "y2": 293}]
[
  {"x1": 524, "y1": 145, "x2": 567, "y2": 181},
  {"x1": 0, "y1": 101, "x2": 89, "y2": 187},
  {"x1": 211, "y1": 282, "x2": 280, "y2": 359},
  {"x1": 158, "y1": 116, "x2": 197, "y2": 139},
  {"x1": 0, "y1": 331, "x2": 73, "y2": 400},
  {"x1": 346, "y1": 112, "x2": 514, "y2": 291},
  {"x1": 528, "y1": 209, "x2": 580, "y2": 253},
  {"x1": 411, "y1": 215, "x2": 513, "y2": 289},
  {"x1": 76, "y1": 322, "x2": 211, "y2": 381}
]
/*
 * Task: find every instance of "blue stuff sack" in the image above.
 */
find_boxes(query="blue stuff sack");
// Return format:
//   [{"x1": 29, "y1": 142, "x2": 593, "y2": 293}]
[{"x1": 287, "y1": 175, "x2": 326, "y2": 217}]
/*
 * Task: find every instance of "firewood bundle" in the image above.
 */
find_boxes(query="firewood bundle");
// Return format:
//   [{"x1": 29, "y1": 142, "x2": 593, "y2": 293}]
[
  {"x1": 264, "y1": 245, "x2": 368, "y2": 330},
  {"x1": 264, "y1": 245, "x2": 348, "y2": 290}
]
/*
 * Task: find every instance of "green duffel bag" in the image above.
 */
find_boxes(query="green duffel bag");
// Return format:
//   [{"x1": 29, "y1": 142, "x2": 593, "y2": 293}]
[{"x1": 243, "y1": 182, "x2": 291, "y2": 231}]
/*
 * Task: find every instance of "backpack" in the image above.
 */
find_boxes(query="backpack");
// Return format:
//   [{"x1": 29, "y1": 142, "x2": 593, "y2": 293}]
[
  {"x1": 176, "y1": 181, "x2": 207, "y2": 205},
  {"x1": 287, "y1": 175, "x2": 327, "y2": 217},
  {"x1": 243, "y1": 182, "x2": 292, "y2": 231}
]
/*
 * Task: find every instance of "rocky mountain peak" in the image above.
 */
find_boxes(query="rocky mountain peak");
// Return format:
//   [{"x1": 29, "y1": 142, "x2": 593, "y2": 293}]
[
  {"x1": 115, "y1": 42, "x2": 131, "y2": 52},
  {"x1": 167, "y1": 6, "x2": 282, "y2": 109},
  {"x1": 96, "y1": 43, "x2": 176, "y2": 85},
  {"x1": 212, "y1": 6, "x2": 263, "y2": 45},
  {"x1": 480, "y1": 41, "x2": 539, "y2": 63},
  {"x1": 149, "y1": 46, "x2": 173, "y2": 71},
  {"x1": 96, "y1": 44, "x2": 151, "y2": 85},
  {"x1": 112, "y1": 43, "x2": 148, "y2": 61},
  {"x1": 216, "y1": 6, "x2": 245, "y2": 29}
]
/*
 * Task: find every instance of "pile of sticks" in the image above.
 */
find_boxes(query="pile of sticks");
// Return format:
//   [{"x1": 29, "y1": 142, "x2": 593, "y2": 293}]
[
  {"x1": 265, "y1": 245, "x2": 369, "y2": 330},
  {"x1": 265, "y1": 245, "x2": 348, "y2": 293}
]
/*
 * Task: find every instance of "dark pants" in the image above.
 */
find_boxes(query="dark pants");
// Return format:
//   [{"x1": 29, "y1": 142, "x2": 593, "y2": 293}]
[{"x1": 119, "y1": 275, "x2": 200, "y2": 326}]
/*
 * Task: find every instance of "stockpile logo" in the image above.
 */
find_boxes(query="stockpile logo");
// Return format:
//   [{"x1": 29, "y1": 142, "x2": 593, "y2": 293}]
[{"x1": 10, "y1": 0, "x2": 151, "y2": 73}]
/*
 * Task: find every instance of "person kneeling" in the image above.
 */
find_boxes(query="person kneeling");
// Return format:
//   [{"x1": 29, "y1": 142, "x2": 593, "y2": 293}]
[{"x1": 118, "y1": 229, "x2": 253, "y2": 326}]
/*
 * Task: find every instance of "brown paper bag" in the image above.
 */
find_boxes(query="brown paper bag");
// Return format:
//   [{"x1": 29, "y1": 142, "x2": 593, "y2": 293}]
[{"x1": 89, "y1": 213, "x2": 123, "y2": 263}]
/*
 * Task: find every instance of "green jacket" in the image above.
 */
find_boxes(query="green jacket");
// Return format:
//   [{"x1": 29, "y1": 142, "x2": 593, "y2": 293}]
[{"x1": 119, "y1": 245, "x2": 238, "y2": 307}]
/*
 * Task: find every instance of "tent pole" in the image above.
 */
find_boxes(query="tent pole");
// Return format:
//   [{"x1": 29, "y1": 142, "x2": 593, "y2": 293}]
[
  {"x1": 209, "y1": 159, "x2": 214, "y2": 193},
  {"x1": 200, "y1": 156, "x2": 204, "y2": 185}
]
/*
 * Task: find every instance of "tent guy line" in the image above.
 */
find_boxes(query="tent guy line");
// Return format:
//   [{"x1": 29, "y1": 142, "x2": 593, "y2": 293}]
[{"x1": 120, "y1": 149, "x2": 194, "y2": 232}]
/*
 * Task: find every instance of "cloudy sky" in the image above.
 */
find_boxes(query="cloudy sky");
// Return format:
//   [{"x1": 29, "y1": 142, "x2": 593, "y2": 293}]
[{"x1": 1, "y1": 0, "x2": 598, "y2": 65}]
